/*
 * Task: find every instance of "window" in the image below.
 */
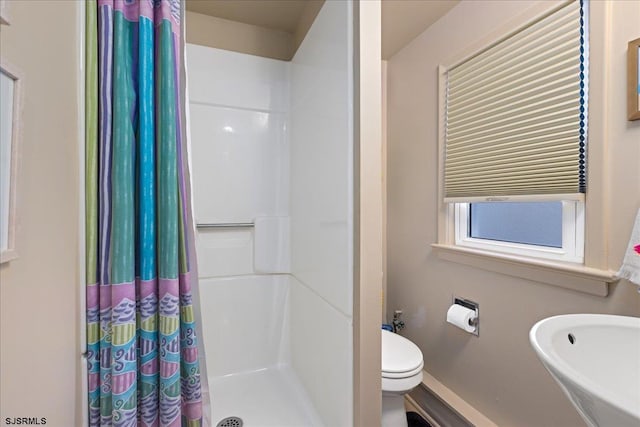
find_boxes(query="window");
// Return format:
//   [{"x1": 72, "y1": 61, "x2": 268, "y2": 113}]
[
  {"x1": 455, "y1": 201, "x2": 584, "y2": 263},
  {"x1": 442, "y1": 0, "x2": 588, "y2": 264}
]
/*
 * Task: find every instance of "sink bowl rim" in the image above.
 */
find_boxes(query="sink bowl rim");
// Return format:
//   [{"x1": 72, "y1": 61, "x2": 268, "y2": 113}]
[{"x1": 529, "y1": 313, "x2": 640, "y2": 421}]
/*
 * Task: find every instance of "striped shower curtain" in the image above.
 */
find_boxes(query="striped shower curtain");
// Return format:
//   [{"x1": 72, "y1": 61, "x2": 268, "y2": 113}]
[{"x1": 85, "y1": 0, "x2": 203, "y2": 425}]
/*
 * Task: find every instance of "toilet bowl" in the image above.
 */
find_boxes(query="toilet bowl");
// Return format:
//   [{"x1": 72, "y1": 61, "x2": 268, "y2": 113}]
[{"x1": 381, "y1": 329, "x2": 424, "y2": 427}]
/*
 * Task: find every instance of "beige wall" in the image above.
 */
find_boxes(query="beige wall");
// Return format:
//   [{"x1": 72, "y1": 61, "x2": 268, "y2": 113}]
[
  {"x1": 386, "y1": 1, "x2": 640, "y2": 426},
  {"x1": 0, "y1": 1, "x2": 82, "y2": 426},
  {"x1": 185, "y1": 10, "x2": 292, "y2": 61}
]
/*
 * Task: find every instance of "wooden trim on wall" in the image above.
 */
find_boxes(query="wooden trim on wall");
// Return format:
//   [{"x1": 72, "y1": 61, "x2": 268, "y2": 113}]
[
  {"x1": 0, "y1": 0, "x2": 10, "y2": 25},
  {"x1": 353, "y1": 1, "x2": 382, "y2": 426}
]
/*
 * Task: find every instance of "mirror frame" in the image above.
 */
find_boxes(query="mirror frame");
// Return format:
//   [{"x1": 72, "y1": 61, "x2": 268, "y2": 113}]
[
  {"x1": 628, "y1": 38, "x2": 640, "y2": 121},
  {"x1": 1, "y1": 60, "x2": 22, "y2": 263}
]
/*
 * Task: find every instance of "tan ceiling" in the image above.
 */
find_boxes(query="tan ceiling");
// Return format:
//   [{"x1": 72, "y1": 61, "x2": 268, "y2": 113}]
[
  {"x1": 185, "y1": 0, "x2": 308, "y2": 33},
  {"x1": 185, "y1": 0, "x2": 460, "y2": 59},
  {"x1": 382, "y1": 0, "x2": 459, "y2": 58}
]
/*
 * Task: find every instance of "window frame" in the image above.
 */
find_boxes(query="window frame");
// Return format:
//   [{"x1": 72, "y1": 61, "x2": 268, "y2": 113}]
[
  {"x1": 433, "y1": 1, "x2": 618, "y2": 297},
  {"x1": 454, "y1": 201, "x2": 585, "y2": 264}
]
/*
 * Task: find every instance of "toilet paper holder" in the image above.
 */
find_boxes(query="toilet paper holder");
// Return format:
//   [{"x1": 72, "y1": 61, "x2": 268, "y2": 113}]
[{"x1": 452, "y1": 296, "x2": 480, "y2": 336}]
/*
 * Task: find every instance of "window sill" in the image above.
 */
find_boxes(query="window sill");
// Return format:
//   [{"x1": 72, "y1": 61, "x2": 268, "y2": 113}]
[{"x1": 431, "y1": 244, "x2": 618, "y2": 297}]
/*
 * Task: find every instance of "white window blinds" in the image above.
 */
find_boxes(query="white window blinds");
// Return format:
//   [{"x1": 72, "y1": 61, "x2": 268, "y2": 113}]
[{"x1": 444, "y1": 0, "x2": 587, "y2": 202}]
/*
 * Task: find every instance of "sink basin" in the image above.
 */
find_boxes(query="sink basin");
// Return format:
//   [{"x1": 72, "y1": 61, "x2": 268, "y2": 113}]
[{"x1": 530, "y1": 314, "x2": 640, "y2": 427}]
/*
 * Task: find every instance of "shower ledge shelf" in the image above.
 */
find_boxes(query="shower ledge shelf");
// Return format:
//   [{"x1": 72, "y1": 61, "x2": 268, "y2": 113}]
[{"x1": 431, "y1": 244, "x2": 618, "y2": 297}]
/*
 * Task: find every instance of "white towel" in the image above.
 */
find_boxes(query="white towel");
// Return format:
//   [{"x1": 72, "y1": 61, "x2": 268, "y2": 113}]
[{"x1": 618, "y1": 208, "x2": 640, "y2": 288}]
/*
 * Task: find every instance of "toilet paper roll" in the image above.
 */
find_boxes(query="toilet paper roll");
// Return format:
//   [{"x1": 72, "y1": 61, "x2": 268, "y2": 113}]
[{"x1": 446, "y1": 304, "x2": 477, "y2": 333}]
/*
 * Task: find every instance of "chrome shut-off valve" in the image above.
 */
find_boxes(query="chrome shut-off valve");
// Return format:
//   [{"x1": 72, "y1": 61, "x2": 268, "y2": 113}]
[{"x1": 392, "y1": 310, "x2": 405, "y2": 333}]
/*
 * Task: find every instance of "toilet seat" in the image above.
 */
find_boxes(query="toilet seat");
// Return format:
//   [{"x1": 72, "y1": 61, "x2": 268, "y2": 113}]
[
  {"x1": 382, "y1": 361, "x2": 424, "y2": 379},
  {"x1": 381, "y1": 330, "x2": 423, "y2": 379}
]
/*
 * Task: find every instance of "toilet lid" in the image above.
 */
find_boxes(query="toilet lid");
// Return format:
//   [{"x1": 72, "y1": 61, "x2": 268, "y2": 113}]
[{"x1": 381, "y1": 330, "x2": 423, "y2": 376}]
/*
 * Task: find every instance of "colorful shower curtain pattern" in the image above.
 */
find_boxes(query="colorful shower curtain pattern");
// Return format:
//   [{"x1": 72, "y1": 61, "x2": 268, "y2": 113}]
[{"x1": 85, "y1": 0, "x2": 202, "y2": 425}]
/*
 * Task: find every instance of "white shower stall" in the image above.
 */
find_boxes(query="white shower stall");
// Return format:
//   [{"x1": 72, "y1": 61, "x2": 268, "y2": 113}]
[{"x1": 187, "y1": 2, "x2": 355, "y2": 425}]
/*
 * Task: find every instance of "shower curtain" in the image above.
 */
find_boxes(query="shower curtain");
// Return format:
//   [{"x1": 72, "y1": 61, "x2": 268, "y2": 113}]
[{"x1": 85, "y1": 0, "x2": 203, "y2": 425}]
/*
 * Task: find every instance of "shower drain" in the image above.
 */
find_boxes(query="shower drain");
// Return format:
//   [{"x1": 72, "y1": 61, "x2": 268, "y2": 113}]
[{"x1": 216, "y1": 416, "x2": 243, "y2": 427}]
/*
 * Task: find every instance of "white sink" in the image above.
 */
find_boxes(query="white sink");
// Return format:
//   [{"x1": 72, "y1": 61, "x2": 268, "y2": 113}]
[{"x1": 530, "y1": 314, "x2": 640, "y2": 427}]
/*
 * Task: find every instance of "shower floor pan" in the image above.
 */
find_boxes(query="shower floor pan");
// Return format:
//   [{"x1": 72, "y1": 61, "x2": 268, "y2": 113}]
[{"x1": 209, "y1": 365, "x2": 324, "y2": 427}]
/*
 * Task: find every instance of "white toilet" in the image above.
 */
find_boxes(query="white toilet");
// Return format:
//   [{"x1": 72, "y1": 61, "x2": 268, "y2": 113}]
[{"x1": 381, "y1": 329, "x2": 424, "y2": 427}]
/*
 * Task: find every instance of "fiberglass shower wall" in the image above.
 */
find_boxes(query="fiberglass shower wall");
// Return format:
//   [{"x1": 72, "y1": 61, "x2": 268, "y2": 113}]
[
  {"x1": 187, "y1": 1, "x2": 354, "y2": 425},
  {"x1": 188, "y1": 43, "x2": 291, "y2": 376},
  {"x1": 289, "y1": 1, "x2": 354, "y2": 425}
]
